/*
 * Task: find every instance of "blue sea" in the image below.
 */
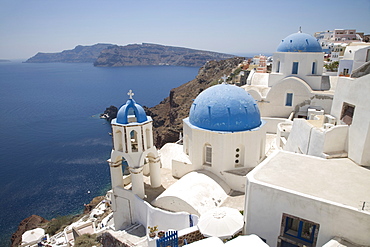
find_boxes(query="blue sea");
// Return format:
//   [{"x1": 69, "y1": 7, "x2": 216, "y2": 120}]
[{"x1": 0, "y1": 61, "x2": 199, "y2": 246}]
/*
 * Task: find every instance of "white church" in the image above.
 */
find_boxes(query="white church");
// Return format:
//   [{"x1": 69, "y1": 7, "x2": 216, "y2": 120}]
[{"x1": 104, "y1": 30, "x2": 370, "y2": 247}]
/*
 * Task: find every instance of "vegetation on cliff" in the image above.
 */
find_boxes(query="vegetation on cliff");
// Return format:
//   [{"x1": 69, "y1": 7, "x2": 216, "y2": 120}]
[
  {"x1": 146, "y1": 56, "x2": 245, "y2": 147},
  {"x1": 93, "y1": 43, "x2": 235, "y2": 67},
  {"x1": 25, "y1": 43, "x2": 113, "y2": 63}
]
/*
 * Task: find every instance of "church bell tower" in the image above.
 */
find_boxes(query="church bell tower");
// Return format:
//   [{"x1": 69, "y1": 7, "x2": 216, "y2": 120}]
[{"x1": 108, "y1": 90, "x2": 161, "y2": 199}]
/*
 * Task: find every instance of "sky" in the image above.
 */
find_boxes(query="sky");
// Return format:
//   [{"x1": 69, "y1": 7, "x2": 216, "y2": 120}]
[{"x1": 1, "y1": 0, "x2": 369, "y2": 59}]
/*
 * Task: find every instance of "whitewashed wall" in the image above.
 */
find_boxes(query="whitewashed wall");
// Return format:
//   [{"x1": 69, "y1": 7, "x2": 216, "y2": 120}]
[
  {"x1": 113, "y1": 186, "x2": 198, "y2": 233},
  {"x1": 183, "y1": 118, "x2": 266, "y2": 192},
  {"x1": 284, "y1": 119, "x2": 348, "y2": 157},
  {"x1": 244, "y1": 176, "x2": 370, "y2": 247},
  {"x1": 330, "y1": 74, "x2": 370, "y2": 165},
  {"x1": 262, "y1": 117, "x2": 292, "y2": 134},
  {"x1": 270, "y1": 52, "x2": 324, "y2": 90}
]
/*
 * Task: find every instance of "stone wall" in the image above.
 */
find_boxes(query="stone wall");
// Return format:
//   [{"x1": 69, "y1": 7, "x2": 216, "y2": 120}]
[
  {"x1": 99, "y1": 231, "x2": 131, "y2": 247},
  {"x1": 178, "y1": 230, "x2": 205, "y2": 246}
]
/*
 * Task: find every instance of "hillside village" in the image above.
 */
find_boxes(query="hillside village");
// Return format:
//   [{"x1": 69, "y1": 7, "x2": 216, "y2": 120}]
[{"x1": 19, "y1": 28, "x2": 370, "y2": 247}]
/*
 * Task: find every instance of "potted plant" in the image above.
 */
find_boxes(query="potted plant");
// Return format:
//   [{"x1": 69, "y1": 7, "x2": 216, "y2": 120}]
[
  {"x1": 157, "y1": 231, "x2": 165, "y2": 238},
  {"x1": 148, "y1": 226, "x2": 158, "y2": 238}
]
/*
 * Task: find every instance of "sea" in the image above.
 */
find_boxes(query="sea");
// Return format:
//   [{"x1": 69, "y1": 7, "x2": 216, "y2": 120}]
[{"x1": 0, "y1": 61, "x2": 199, "y2": 246}]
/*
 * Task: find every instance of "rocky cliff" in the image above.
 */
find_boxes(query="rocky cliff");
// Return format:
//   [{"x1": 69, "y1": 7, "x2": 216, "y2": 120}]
[
  {"x1": 10, "y1": 215, "x2": 48, "y2": 247},
  {"x1": 25, "y1": 43, "x2": 113, "y2": 63},
  {"x1": 146, "y1": 56, "x2": 245, "y2": 147},
  {"x1": 93, "y1": 43, "x2": 235, "y2": 67}
]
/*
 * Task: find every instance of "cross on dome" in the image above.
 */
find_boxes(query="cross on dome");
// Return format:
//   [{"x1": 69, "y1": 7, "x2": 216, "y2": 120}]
[
  {"x1": 298, "y1": 26, "x2": 302, "y2": 33},
  {"x1": 127, "y1": 89, "x2": 134, "y2": 99},
  {"x1": 221, "y1": 74, "x2": 228, "y2": 84}
]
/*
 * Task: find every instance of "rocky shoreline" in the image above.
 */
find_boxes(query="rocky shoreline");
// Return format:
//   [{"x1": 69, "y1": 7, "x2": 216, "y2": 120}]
[{"x1": 10, "y1": 196, "x2": 105, "y2": 247}]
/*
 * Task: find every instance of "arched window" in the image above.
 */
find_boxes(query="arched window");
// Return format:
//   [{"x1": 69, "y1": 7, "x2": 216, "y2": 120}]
[
  {"x1": 121, "y1": 158, "x2": 130, "y2": 175},
  {"x1": 145, "y1": 128, "x2": 151, "y2": 149},
  {"x1": 204, "y1": 144, "x2": 212, "y2": 166},
  {"x1": 130, "y1": 130, "x2": 138, "y2": 152},
  {"x1": 312, "y1": 60, "x2": 317, "y2": 75},
  {"x1": 276, "y1": 60, "x2": 281, "y2": 73},
  {"x1": 114, "y1": 130, "x2": 123, "y2": 152}
]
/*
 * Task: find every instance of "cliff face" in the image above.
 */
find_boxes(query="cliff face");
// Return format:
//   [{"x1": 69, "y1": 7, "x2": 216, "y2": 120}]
[
  {"x1": 11, "y1": 215, "x2": 48, "y2": 247},
  {"x1": 146, "y1": 57, "x2": 245, "y2": 148},
  {"x1": 93, "y1": 43, "x2": 235, "y2": 67},
  {"x1": 25, "y1": 43, "x2": 113, "y2": 63}
]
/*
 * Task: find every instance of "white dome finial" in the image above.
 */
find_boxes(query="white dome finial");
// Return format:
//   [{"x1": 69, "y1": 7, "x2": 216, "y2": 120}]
[{"x1": 221, "y1": 74, "x2": 228, "y2": 84}]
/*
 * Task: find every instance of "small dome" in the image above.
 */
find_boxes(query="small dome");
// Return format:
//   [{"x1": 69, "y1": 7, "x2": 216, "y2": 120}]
[
  {"x1": 116, "y1": 98, "x2": 148, "y2": 124},
  {"x1": 277, "y1": 32, "x2": 322, "y2": 52},
  {"x1": 189, "y1": 84, "x2": 261, "y2": 132}
]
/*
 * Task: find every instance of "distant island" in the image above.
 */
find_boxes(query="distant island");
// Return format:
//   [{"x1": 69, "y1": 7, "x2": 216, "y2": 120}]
[
  {"x1": 25, "y1": 43, "x2": 113, "y2": 63},
  {"x1": 25, "y1": 43, "x2": 236, "y2": 67},
  {"x1": 0, "y1": 59, "x2": 11, "y2": 62},
  {"x1": 93, "y1": 43, "x2": 235, "y2": 67}
]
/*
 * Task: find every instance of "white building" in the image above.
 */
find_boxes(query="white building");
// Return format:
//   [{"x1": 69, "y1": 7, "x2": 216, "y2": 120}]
[
  {"x1": 245, "y1": 31, "x2": 333, "y2": 120},
  {"x1": 314, "y1": 30, "x2": 333, "y2": 53},
  {"x1": 330, "y1": 43, "x2": 347, "y2": 62},
  {"x1": 314, "y1": 29, "x2": 363, "y2": 54},
  {"x1": 244, "y1": 68, "x2": 370, "y2": 246},
  {"x1": 169, "y1": 83, "x2": 266, "y2": 193},
  {"x1": 337, "y1": 43, "x2": 370, "y2": 76},
  {"x1": 244, "y1": 151, "x2": 370, "y2": 247},
  {"x1": 152, "y1": 83, "x2": 267, "y2": 218}
]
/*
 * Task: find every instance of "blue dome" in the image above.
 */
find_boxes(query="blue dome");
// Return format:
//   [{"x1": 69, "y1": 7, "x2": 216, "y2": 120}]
[
  {"x1": 277, "y1": 32, "x2": 322, "y2": 52},
  {"x1": 189, "y1": 84, "x2": 262, "y2": 132},
  {"x1": 116, "y1": 98, "x2": 148, "y2": 124}
]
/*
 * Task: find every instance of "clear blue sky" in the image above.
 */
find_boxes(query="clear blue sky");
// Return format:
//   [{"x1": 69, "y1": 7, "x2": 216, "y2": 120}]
[{"x1": 1, "y1": 0, "x2": 369, "y2": 59}]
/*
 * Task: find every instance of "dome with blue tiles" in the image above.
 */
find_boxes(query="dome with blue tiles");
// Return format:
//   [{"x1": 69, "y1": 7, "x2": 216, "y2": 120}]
[
  {"x1": 189, "y1": 83, "x2": 262, "y2": 132},
  {"x1": 277, "y1": 31, "x2": 322, "y2": 53},
  {"x1": 116, "y1": 90, "x2": 148, "y2": 124}
]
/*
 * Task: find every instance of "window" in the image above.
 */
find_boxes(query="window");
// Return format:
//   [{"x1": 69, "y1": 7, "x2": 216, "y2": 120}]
[
  {"x1": 285, "y1": 217, "x2": 316, "y2": 242},
  {"x1": 312, "y1": 61, "x2": 317, "y2": 75},
  {"x1": 340, "y1": 102, "x2": 355, "y2": 125},
  {"x1": 204, "y1": 144, "x2": 212, "y2": 165},
  {"x1": 145, "y1": 128, "x2": 151, "y2": 149},
  {"x1": 278, "y1": 214, "x2": 319, "y2": 247},
  {"x1": 114, "y1": 130, "x2": 123, "y2": 152},
  {"x1": 366, "y1": 49, "x2": 370, "y2": 62},
  {"x1": 276, "y1": 60, "x2": 281, "y2": 73},
  {"x1": 185, "y1": 135, "x2": 189, "y2": 155},
  {"x1": 285, "y1": 93, "x2": 293, "y2": 107},
  {"x1": 235, "y1": 148, "x2": 241, "y2": 167},
  {"x1": 121, "y1": 159, "x2": 130, "y2": 175},
  {"x1": 292, "y1": 62, "x2": 299, "y2": 74},
  {"x1": 130, "y1": 130, "x2": 138, "y2": 152},
  {"x1": 234, "y1": 146, "x2": 244, "y2": 168}
]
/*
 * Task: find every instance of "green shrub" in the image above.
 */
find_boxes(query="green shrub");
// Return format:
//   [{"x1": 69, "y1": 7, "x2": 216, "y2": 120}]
[
  {"x1": 45, "y1": 215, "x2": 74, "y2": 235},
  {"x1": 324, "y1": 61, "x2": 339, "y2": 71},
  {"x1": 74, "y1": 234, "x2": 99, "y2": 247}
]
